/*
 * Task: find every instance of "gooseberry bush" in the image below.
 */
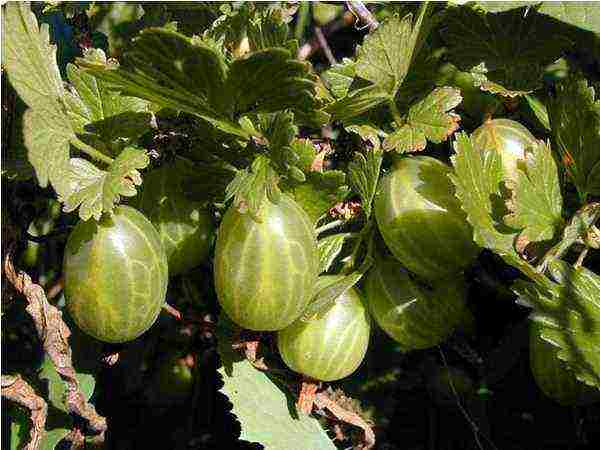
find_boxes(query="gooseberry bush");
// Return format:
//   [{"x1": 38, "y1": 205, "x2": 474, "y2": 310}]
[{"x1": 2, "y1": 2, "x2": 600, "y2": 449}]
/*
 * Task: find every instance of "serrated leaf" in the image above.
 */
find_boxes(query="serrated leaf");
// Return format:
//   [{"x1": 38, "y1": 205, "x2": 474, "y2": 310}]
[
  {"x1": 321, "y1": 58, "x2": 357, "y2": 99},
  {"x1": 547, "y1": 76, "x2": 600, "y2": 202},
  {"x1": 65, "y1": 61, "x2": 152, "y2": 153},
  {"x1": 2, "y1": 2, "x2": 65, "y2": 111},
  {"x1": 347, "y1": 149, "x2": 383, "y2": 218},
  {"x1": 443, "y1": 6, "x2": 570, "y2": 96},
  {"x1": 383, "y1": 87, "x2": 462, "y2": 153},
  {"x1": 317, "y1": 233, "x2": 352, "y2": 274},
  {"x1": 3, "y1": 2, "x2": 75, "y2": 196},
  {"x1": 516, "y1": 260, "x2": 600, "y2": 388},
  {"x1": 325, "y1": 84, "x2": 390, "y2": 122},
  {"x1": 477, "y1": 2, "x2": 600, "y2": 34},
  {"x1": 289, "y1": 171, "x2": 348, "y2": 223},
  {"x1": 247, "y1": 9, "x2": 289, "y2": 51},
  {"x1": 225, "y1": 155, "x2": 281, "y2": 219},
  {"x1": 355, "y1": 14, "x2": 414, "y2": 94},
  {"x1": 85, "y1": 28, "x2": 248, "y2": 137},
  {"x1": 62, "y1": 147, "x2": 150, "y2": 220},
  {"x1": 216, "y1": 317, "x2": 336, "y2": 450},
  {"x1": 226, "y1": 48, "x2": 318, "y2": 115},
  {"x1": 504, "y1": 141, "x2": 564, "y2": 244}
]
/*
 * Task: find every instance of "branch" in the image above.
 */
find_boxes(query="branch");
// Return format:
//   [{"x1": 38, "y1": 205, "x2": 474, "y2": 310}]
[
  {"x1": 1, "y1": 374, "x2": 48, "y2": 450},
  {"x1": 314, "y1": 27, "x2": 337, "y2": 65},
  {"x1": 346, "y1": 1, "x2": 379, "y2": 31},
  {"x1": 314, "y1": 388, "x2": 375, "y2": 449},
  {"x1": 3, "y1": 255, "x2": 107, "y2": 437}
]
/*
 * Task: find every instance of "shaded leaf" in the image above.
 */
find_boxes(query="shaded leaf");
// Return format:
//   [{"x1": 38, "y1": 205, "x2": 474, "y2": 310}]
[
  {"x1": 516, "y1": 260, "x2": 600, "y2": 388},
  {"x1": 227, "y1": 48, "x2": 318, "y2": 116},
  {"x1": 318, "y1": 233, "x2": 352, "y2": 274},
  {"x1": 525, "y1": 94, "x2": 551, "y2": 131},
  {"x1": 547, "y1": 76, "x2": 600, "y2": 202},
  {"x1": 65, "y1": 61, "x2": 151, "y2": 152},
  {"x1": 321, "y1": 58, "x2": 357, "y2": 100},
  {"x1": 504, "y1": 141, "x2": 564, "y2": 244},
  {"x1": 247, "y1": 9, "x2": 289, "y2": 51},
  {"x1": 85, "y1": 28, "x2": 247, "y2": 137},
  {"x1": 443, "y1": 6, "x2": 570, "y2": 96},
  {"x1": 347, "y1": 149, "x2": 383, "y2": 218},
  {"x1": 289, "y1": 171, "x2": 348, "y2": 223},
  {"x1": 216, "y1": 317, "x2": 336, "y2": 450},
  {"x1": 478, "y1": 2, "x2": 600, "y2": 34},
  {"x1": 384, "y1": 87, "x2": 462, "y2": 153},
  {"x1": 62, "y1": 147, "x2": 150, "y2": 220},
  {"x1": 325, "y1": 84, "x2": 390, "y2": 122}
]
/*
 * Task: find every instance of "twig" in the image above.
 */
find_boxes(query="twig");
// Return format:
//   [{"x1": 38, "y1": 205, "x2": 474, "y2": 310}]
[
  {"x1": 315, "y1": 219, "x2": 346, "y2": 236},
  {"x1": 1, "y1": 374, "x2": 48, "y2": 450},
  {"x1": 3, "y1": 255, "x2": 107, "y2": 437},
  {"x1": 46, "y1": 276, "x2": 64, "y2": 300},
  {"x1": 161, "y1": 302, "x2": 183, "y2": 321},
  {"x1": 65, "y1": 428, "x2": 85, "y2": 450},
  {"x1": 298, "y1": 377, "x2": 319, "y2": 415},
  {"x1": 314, "y1": 389, "x2": 375, "y2": 449},
  {"x1": 298, "y1": 12, "x2": 355, "y2": 60},
  {"x1": 314, "y1": 27, "x2": 337, "y2": 65},
  {"x1": 346, "y1": 1, "x2": 379, "y2": 31}
]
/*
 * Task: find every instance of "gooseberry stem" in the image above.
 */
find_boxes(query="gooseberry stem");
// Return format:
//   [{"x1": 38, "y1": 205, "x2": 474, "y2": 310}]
[{"x1": 70, "y1": 137, "x2": 114, "y2": 165}]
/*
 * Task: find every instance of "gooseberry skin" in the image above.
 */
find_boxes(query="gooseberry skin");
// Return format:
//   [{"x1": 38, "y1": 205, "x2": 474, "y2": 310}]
[
  {"x1": 135, "y1": 165, "x2": 215, "y2": 276},
  {"x1": 374, "y1": 156, "x2": 479, "y2": 280},
  {"x1": 471, "y1": 118, "x2": 538, "y2": 183},
  {"x1": 63, "y1": 205, "x2": 168, "y2": 343},
  {"x1": 364, "y1": 257, "x2": 466, "y2": 351},
  {"x1": 530, "y1": 323, "x2": 600, "y2": 406},
  {"x1": 214, "y1": 195, "x2": 318, "y2": 331},
  {"x1": 277, "y1": 279, "x2": 371, "y2": 382}
]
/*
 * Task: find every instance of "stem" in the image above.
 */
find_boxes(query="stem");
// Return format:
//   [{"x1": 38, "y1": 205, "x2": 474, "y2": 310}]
[
  {"x1": 346, "y1": 1, "x2": 379, "y2": 31},
  {"x1": 389, "y1": 98, "x2": 404, "y2": 127},
  {"x1": 315, "y1": 219, "x2": 346, "y2": 236},
  {"x1": 315, "y1": 26, "x2": 337, "y2": 65},
  {"x1": 70, "y1": 137, "x2": 114, "y2": 165}
]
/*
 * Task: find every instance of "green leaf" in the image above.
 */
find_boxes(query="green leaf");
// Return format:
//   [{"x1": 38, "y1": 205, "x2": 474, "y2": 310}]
[
  {"x1": 85, "y1": 28, "x2": 247, "y2": 137},
  {"x1": 301, "y1": 256, "x2": 373, "y2": 321},
  {"x1": 217, "y1": 318, "x2": 336, "y2": 450},
  {"x1": 516, "y1": 260, "x2": 600, "y2": 388},
  {"x1": 450, "y1": 132, "x2": 519, "y2": 254},
  {"x1": 10, "y1": 407, "x2": 70, "y2": 450},
  {"x1": 225, "y1": 155, "x2": 281, "y2": 219},
  {"x1": 525, "y1": 94, "x2": 551, "y2": 131},
  {"x1": 477, "y1": 2, "x2": 600, "y2": 34},
  {"x1": 325, "y1": 84, "x2": 390, "y2": 122},
  {"x1": 62, "y1": 147, "x2": 150, "y2": 220},
  {"x1": 347, "y1": 149, "x2": 383, "y2": 218},
  {"x1": 547, "y1": 76, "x2": 600, "y2": 202},
  {"x1": 450, "y1": 132, "x2": 554, "y2": 284},
  {"x1": 3, "y1": 2, "x2": 75, "y2": 195},
  {"x1": 383, "y1": 87, "x2": 462, "y2": 153},
  {"x1": 443, "y1": 6, "x2": 570, "y2": 96},
  {"x1": 321, "y1": 58, "x2": 357, "y2": 100},
  {"x1": 504, "y1": 141, "x2": 564, "y2": 244},
  {"x1": 227, "y1": 48, "x2": 318, "y2": 116},
  {"x1": 289, "y1": 171, "x2": 348, "y2": 223},
  {"x1": 318, "y1": 233, "x2": 352, "y2": 274},
  {"x1": 65, "y1": 61, "x2": 152, "y2": 153},
  {"x1": 355, "y1": 14, "x2": 414, "y2": 95},
  {"x1": 247, "y1": 9, "x2": 290, "y2": 51}
]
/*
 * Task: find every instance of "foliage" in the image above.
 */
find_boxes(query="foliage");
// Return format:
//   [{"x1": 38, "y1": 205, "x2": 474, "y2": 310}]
[{"x1": 2, "y1": 1, "x2": 600, "y2": 449}]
